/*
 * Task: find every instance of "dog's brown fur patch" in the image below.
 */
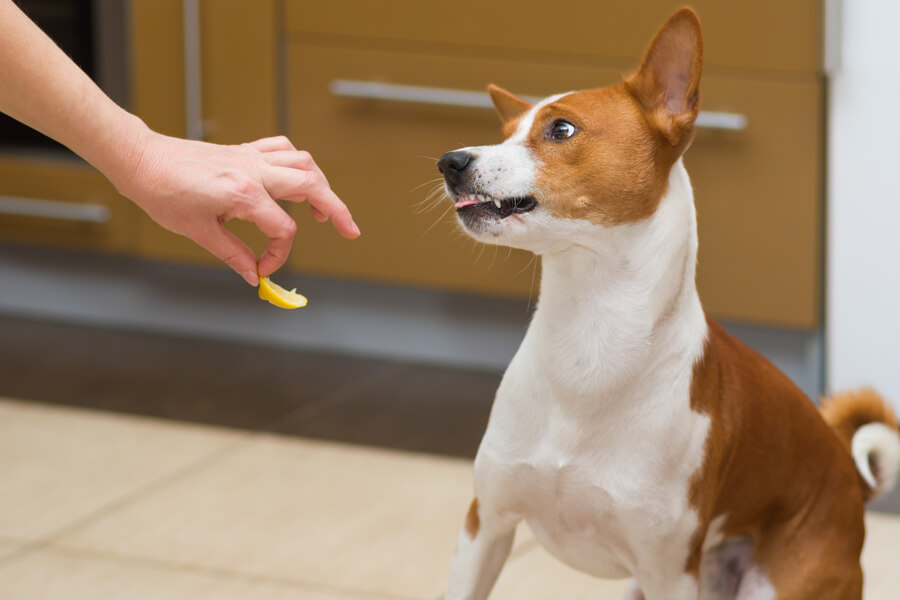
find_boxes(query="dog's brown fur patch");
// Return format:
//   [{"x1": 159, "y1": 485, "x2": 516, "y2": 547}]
[
  {"x1": 488, "y1": 8, "x2": 703, "y2": 228},
  {"x1": 465, "y1": 497, "x2": 480, "y2": 539},
  {"x1": 527, "y1": 88, "x2": 677, "y2": 226},
  {"x1": 684, "y1": 318, "x2": 866, "y2": 595},
  {"x1": 821, "y1": 387, "x2": 899, "y2": 447}
]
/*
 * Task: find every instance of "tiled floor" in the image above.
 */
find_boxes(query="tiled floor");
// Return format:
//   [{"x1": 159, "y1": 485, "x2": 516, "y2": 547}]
[{"x1": 1, "y1": 316, "x2": 899, "y2": 599}]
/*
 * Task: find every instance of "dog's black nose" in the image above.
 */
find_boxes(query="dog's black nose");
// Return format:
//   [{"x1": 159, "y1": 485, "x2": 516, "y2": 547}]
[{"x1": 438, "y1": 151, "x2": 473, "y2": 185}]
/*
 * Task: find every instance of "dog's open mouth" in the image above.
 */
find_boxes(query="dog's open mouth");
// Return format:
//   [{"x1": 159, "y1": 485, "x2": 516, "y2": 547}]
[{"x1": 453, "y1": 193, "x2": 538, "y2": 218}]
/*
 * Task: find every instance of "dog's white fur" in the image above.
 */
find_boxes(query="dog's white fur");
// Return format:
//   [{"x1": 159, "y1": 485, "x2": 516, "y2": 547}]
[
  {"x1": 853, "y1": 422, "x2": 900, "y2": 495},
  {"x1": 444, "y1": 96, "x2": 728, "y2": 600}
]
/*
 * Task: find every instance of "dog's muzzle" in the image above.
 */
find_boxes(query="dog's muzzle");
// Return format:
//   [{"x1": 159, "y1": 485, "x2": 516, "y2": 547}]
[{"x1": 437, "y1": 149, "x2": 538, "y2": 223}]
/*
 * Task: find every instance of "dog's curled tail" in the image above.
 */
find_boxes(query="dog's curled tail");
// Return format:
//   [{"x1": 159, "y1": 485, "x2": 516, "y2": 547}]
[{"x1": 821, "y1": 388, "x2": 900, "y2": 500}]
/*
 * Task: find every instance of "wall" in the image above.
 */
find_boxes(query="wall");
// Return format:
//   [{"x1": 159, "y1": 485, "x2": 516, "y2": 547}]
[{"x1": 827, "y1": 0, "x2": 900, "y2": 410}]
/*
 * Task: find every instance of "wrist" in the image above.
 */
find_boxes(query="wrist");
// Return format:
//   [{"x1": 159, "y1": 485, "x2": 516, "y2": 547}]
[{"x1": 89, "y1": 112, "x2": 155, "y2": 198}]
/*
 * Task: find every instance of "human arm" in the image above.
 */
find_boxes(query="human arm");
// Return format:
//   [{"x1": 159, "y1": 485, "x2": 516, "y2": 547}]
[{"x1": 0, "y1": 0, "x2": 358, "y2": 285}]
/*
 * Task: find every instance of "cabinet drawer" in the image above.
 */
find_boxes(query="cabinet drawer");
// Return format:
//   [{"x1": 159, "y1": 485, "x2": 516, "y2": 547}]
[
  {"x1": 287, "y1": 45, "x2": 546, "y2": 297},
  {"x1": 689, "y1": 76, "x2": 823, "y2": 329},
  {"x1": 286, "y1": 43, "x2": 821, "y2": 325},
  {"x1": 0, "y1": 157, "x2": 136, "y2": 252},
  {"x1": 285, "y1": 0, "x2": 821, "y2": 75}
]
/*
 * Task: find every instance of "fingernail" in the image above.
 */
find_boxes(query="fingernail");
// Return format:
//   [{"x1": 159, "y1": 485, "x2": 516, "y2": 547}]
[
  {"x1": 242, "y1": 270, "x2": 259, "y2": 286},
  {"x1": 351, "y1": 221, "x2": 361, "y2": 237}
]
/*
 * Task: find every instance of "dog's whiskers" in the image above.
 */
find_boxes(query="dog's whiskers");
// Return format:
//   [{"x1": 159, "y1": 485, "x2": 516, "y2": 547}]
[
  {"x1": 527, "y1": 257, "x2": 540, "y2": 313},
  {"x1": 421, "y1": 202, "x2": 454, "y2": 237},
  {"x1": 414, "y1": 182, "x2": 451, "y2": 214},
  {"x1": 410, "y1": 177, "x2": 444, "y2": 193},
  {"x1": 475, "y1": 242, "x2": 487, "y2": 264},
  {"x1": 513, "y1": 252, "x2": 538, "y2": 278}
]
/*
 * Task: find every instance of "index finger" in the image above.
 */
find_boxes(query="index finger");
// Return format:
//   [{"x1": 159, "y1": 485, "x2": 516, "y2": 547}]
[
  {"x1": 260, "y1": 150, "x2": 330, "y2": 186},
  {"x1": 246, "y1": 135, "x2": 297, "y2": 153},
  {"x1": 262, "y1": 166, "x2": 360, "y2": 239}
]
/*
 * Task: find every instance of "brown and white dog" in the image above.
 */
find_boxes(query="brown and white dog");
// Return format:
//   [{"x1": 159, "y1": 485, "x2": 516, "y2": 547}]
[{"x1": 436, "y1": 8, "x2": 900, "y2": 600}]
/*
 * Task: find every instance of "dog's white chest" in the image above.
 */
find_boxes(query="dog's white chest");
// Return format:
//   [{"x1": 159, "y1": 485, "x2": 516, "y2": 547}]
[
  {"x1": 499, "y1": 453, "x2": 656, "y2": 578},
  {"x1": 475, "y1": 351, "x2": 710, "y2": 580}
]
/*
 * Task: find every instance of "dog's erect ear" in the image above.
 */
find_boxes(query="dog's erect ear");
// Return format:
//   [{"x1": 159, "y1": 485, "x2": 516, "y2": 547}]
[
  {"x1": 624, "y1": 8, "x2": 703, "y2": 146},
  {"x1": 488, "y1": 84, "x2": 532, "y2": 124}
]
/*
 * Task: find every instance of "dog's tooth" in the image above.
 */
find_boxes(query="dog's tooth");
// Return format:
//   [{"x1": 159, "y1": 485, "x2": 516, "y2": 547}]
[
  {"x1": 477, "y1": 194, "x2": 487, "y2": 203},
  {"x1": 493, "y1": 197, "x2": 502, "y2": 208}
]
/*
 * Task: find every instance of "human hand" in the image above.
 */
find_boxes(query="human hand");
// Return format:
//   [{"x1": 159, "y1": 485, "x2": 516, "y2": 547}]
[
  {"x1": 114, "y1": 131, "x2": 359, "y2": 286},
  {"x1": 0, "y1": 1, "x2": 361, "y2": 284}
]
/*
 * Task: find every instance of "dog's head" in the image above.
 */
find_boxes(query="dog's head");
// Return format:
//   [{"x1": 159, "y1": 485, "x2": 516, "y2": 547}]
[{"x1": 438, "y1": 8, "x2": 703, "y2": 254}]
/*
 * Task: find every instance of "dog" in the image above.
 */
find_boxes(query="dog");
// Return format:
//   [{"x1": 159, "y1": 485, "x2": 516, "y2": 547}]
[{"x1": 436, "y1": 8, "x2": 900, "y2": 600}]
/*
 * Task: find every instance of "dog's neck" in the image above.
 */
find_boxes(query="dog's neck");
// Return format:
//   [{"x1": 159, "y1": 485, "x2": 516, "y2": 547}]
[{"x1": 529, "y1": 159, "x2": 708, "y2": 400}]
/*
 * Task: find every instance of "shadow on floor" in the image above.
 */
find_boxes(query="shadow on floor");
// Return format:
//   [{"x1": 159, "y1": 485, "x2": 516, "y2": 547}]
[{"x1": 0, "y1": 315, "x2": 499, "y2": 459}]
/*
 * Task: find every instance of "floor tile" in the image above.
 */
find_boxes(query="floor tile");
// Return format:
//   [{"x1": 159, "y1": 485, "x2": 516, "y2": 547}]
[
  {"x1": 0, "y1": 316, "x2": 388, "y2": 431},
  {"x1": 0, "y1": 547, "x2": 398, "y2": 600},
  {"x1": 489, "y1": 542, "x2": 631, "y2": 600},
  {"x1": 272, "y1": 362, "x2": 499, "y2": 458},
  {"x1": 0, "y1": 539, "x2": 22, "y2": 562},
  {"x1": 55, "y1": 436, "x2": 486, "y2": 599},
  {"x1": 0, "y1": 398, "x2": 240, "y2": 540}
]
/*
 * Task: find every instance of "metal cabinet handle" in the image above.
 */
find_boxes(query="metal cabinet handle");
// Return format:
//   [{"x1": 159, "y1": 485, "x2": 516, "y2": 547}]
[
  {"x1": 332, "y1": 80, "x2": 497, "y2": 110},
  {"x1": 0, "y1": 196, "x2": 110, "y2": 224},
  {"x1": 183, "y1": 0, "x2": 204, "y2": 140},
  {"x1": 695, "y1": 111, "x2": 747, "y2": 131},
  {"x1": 330, "y1": 79, "x2": 747, "y2": 131}
]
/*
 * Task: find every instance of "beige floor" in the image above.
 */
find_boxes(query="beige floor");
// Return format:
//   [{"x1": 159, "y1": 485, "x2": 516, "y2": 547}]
[{"x1": 0, "y1": 397, "x2": 897, "y2": 600}]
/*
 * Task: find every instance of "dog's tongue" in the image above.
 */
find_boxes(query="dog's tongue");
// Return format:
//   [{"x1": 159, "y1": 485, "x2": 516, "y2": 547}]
[{"x1": 454, "y1": 198, "x2": 480, "y2": 209}]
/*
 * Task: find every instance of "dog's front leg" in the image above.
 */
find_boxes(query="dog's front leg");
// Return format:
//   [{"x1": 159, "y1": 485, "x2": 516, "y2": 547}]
[{"x1": 445, "y1": 498, "x2": 519, "y2": 600}]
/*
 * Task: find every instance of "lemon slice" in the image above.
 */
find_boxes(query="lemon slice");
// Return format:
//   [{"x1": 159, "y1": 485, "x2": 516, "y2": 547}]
[{"x1": 258, "y1": 276, "x2": 308, "y2": 309}]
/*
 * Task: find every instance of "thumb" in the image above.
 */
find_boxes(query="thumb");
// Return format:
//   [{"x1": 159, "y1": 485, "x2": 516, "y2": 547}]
[{"x1": 196, "y1": 224, "x2": 260, "y2": 286}]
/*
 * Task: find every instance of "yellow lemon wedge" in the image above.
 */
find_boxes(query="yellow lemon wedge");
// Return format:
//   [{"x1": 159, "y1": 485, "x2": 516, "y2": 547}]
[{"x1": 258, "y1": 276, "x2": 308, "y2": 309}]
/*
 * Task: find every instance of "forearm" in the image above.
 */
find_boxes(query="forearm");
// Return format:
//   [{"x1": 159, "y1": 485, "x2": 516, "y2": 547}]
[{"x1": 0, "y1": 0, "x2": 147, "y2": 187}]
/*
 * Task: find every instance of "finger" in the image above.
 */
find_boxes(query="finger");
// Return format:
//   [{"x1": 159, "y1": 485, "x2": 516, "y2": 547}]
[
  {"x1": 246, "y1": 135, "x2": 297, "y2": 153},
  {"x1": 261, "y1": 166, "x2": 360, "y2": 239},
  {"x1": 249, "y1": 201, "x2": 299, "y2": 277},
  {"x1": 310, "y1": 205, "x2": 327, "y2": 222},
  {"x1": 260, "y1": 150, "x2": 329, "y2": 186},
  {"x1": 196, "y1": 224, "x2": 260, "y2": 286}
]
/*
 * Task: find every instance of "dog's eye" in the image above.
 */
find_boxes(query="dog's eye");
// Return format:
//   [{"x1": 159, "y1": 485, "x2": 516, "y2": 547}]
[{"x1": 549, "y1": 119, "x2": 576, "y2": 140}]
